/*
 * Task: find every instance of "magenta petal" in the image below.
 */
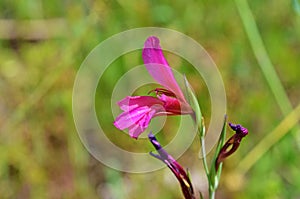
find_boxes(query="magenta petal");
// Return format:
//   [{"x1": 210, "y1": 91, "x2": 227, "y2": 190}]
[
  {"x1": 129, "y1": 110, "x2": 156, "y2": 138},
  {"x1": 128, "y1": 124, "x2": 143, "y2": 139},
  {"x1": 114, "y1": 106, "x2": 150, "y2": 130},
  {"x1": 118, "y1": 96, "x2": 164, "y2": 111},
  {"x1": 114, "y1": 97, "x2": 165, "y2": 139},
  {"x1": 128, "y1": 109, "x2": 156, "y2": 138},
  {"x1": 142, "y1": 36, "x2": 186, "y2": 102},
  {"x1": 138, "y1": 108, "x2": 156, "y2": 129}
]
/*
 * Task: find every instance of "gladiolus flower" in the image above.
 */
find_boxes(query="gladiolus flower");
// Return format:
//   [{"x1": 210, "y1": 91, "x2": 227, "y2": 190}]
[
  {"x1": 148, "y1": 132, "x2": 195, "y2": 199},
  {"x1": 114, "y1": 36, "x2": 193, "y2": 139},
  {"x1": 215, "y1": 123, "x2": 248, "y2": 171}
]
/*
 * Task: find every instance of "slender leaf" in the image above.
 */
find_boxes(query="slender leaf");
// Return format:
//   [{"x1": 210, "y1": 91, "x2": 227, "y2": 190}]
[{"x1": 183, "y1": 75, "x2": 202, "y2": 129}]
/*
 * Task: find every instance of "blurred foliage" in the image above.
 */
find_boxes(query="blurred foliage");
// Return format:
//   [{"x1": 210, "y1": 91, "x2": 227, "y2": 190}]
[{"x1": 0, "y1": 0, "x2": 299, "y2": 199}]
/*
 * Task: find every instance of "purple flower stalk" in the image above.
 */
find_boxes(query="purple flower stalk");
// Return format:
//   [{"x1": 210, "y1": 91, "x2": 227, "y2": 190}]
[
  {"x1": 215, "y1": 123, "x2": 248, "y2": 171},
  {"x1": 148, "y1": 132, "x2": 195, "y2": 199},
  {"x1": 114, "y1": 36, "x2": 193, "y2": 139}
]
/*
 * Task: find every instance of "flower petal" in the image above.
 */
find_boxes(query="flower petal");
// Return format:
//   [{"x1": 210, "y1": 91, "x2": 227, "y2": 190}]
[
  {"x1": 142, "y1": 36, "x2": 186, "y2": 102},
  {"x1": 114, "y1": 98, "x2": 165, "y2": 139},
  {"x1": 118, "y1": 96, "x2": 163, "y2": 111},
  {"x1": 114, "y1": 106, "x2": 150, "y2": 130},
  {"x1": 128, "y1": 109, "x2": 156, "y2": 138},
  {"x1": 128, "y1": 124, "x2": 143, "y2": 139},
  {"x1": 158, "y1": 94, "x2": 193, "y2": 115}
]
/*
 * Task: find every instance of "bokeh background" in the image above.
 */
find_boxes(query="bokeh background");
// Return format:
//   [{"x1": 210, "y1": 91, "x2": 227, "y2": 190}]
[{"x1": 1, "y1": 0, "x2": 300, "y2": 198}]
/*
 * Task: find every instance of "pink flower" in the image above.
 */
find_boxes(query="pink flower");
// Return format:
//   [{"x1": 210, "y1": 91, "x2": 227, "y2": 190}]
[{"x1": 113, "y1": 36, "x2": 193, "y2": 139}]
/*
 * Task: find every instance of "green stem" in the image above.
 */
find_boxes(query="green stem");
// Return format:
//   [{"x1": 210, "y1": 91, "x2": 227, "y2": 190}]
[
  {"x1": 199, "y1": 124, "x2": 215, "y2": 199},
  {"x1": 199, "y1": 117, "x2": 227, "y2": 199},
  {"x1": 209, "y1": 188, "x2": 215, "y2": 199},
  {"x1": 201, "y1": 136, "x2": 215, "y2": 199},
  {"x1": 200, "y1": 135, "x2": 209, "y2": 178}
]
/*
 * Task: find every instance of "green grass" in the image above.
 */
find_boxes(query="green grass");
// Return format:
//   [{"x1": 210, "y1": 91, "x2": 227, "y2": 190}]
[{"x1": 0, "y1": 0, "x2": 299, "y2": 198}]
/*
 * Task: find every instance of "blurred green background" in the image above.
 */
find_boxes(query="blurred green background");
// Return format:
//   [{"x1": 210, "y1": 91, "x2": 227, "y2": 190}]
[{"x1": 1, "y1": 0, "x2": 300, "y2": 198}]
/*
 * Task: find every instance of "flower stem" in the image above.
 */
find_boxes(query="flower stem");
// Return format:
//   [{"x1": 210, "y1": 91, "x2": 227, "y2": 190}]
[
  {"x1": 198, "y1": 118, "x2": 209, "y2": 178},
  {"x1": 199, "y1": 122, "x2": 215, "y2": 199},
  {"x1": 200, "y1": 135, "x2": 209, "y2": 177},
  {"x1": 209, "y1": 189, "x2": 215, "y2": 199},
  {"x1": 200, "y1": 116, "x2": 227, "y2": 199}
]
